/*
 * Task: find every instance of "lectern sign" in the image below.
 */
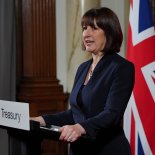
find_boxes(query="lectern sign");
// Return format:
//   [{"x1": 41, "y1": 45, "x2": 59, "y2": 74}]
[{"x1": 0, "y1": 100, "x2": 30, "y2": 130}]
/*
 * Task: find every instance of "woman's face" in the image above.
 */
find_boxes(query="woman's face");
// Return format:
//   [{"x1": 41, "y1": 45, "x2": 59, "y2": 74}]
[{"x1": 82, "y1": 21, "x2": 106, "y2": 54}]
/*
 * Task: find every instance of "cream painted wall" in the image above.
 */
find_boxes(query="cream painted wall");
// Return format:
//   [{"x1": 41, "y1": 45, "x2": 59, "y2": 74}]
[
  {"x1": 66, "y1": 0, "x2": 100, "y2": 92},
  {"x1": 100, "y1": 0, "x2": 129, "y2": 57},
  {"x1": 56, "y1": 0, "x2": 67, "y2": 92},
  {"x1": 56, "y1": 0, "x2": 129, "y2": 92}
]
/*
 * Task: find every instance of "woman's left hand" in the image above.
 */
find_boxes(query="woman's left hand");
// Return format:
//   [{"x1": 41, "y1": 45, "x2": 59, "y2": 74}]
[{"x1": 59, "y1": 124, "x2": 86, "y2": 142}]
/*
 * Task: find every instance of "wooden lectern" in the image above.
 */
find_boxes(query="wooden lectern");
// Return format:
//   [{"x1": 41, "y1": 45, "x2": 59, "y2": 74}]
[{"x1": 0, "y1": 120, "x2": 66, "y2": 155}]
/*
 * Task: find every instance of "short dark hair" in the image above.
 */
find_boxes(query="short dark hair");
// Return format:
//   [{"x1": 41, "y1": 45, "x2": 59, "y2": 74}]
[{"x1": 81, "y1": 7, "x2": 123, "y2": 54}]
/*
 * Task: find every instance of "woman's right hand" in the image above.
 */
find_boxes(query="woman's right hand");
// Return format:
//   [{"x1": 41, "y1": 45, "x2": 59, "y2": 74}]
[{"x1": 30, "y1": 116, "x2": 46, "y2": 126}]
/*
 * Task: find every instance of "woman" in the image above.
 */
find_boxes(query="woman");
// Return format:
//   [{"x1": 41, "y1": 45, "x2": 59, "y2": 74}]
[{"x1": 32, "y1": 7, "x2": 134, "y2": 155}]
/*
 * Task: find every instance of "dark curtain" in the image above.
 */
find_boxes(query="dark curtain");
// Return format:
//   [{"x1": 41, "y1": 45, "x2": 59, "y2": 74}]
[
  {"x1": 150, "y1": 0, "x2": 155, "y2": 25},
  {"x1": 0, "y1": 0, "x2": 16, "y2": 99},
  {"x1": 0, "y1": 0, "x2": 16, "y2": 155}
]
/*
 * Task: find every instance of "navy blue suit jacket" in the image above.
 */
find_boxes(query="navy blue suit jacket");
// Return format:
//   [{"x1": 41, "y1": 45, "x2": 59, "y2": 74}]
[{"x1": 43, "y1": 53, "x2": 135, "y2": 155}]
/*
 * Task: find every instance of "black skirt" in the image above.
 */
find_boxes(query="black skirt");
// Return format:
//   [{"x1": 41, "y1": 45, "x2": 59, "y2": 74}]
[{"x1": 69, "y1": 129, "x2": 131, "y2": 155}]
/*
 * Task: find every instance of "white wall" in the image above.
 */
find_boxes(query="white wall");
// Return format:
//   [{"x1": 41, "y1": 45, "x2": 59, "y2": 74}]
[
  {"x1": 100, "y1": 0, "x2": 129, "y2": 57},
  {"x1": 55, "y1": 0, "x2": 129, "y2": 91},
  {"x1": 56, "y1": 0, "x2": 67, "y2": 92}
]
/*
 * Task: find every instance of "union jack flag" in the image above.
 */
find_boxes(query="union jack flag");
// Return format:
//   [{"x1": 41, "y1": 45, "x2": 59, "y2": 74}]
[{"x1": 124, "y1": 0, "x2": 155, "y2": 155}]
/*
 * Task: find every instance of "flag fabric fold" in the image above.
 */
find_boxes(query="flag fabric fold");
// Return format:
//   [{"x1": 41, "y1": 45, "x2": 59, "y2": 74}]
[{"x1": 124, "y1": 0, "x2": 155, "y2": 155}]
